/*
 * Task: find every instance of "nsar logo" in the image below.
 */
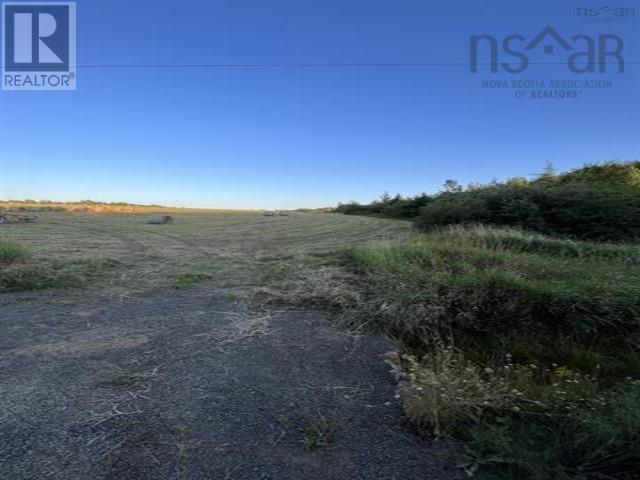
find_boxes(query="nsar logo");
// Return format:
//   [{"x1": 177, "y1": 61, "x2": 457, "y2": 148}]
[
  {"x1": 577, "y1": 6, "x2": 635, "y2": 20},
  {"x1": 2, "y1": 2, "x2": 76, "y2": 90},
  {"x1": 470, "y1": 25, "x2": 624, "y2": 74}
]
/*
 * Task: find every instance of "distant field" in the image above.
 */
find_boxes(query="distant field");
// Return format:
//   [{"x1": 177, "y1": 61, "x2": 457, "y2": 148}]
[
  {"x1": 0, "y1": 201, "x2": 258, "y2": 214},
  {"x1": 0, "y1": 211, "x2": 409, "y2": 296}
]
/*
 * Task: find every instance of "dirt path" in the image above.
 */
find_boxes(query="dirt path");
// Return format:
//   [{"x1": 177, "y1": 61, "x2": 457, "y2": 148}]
[{"x1": 0, "y1": 289, "x2": 468, "y2": 480}]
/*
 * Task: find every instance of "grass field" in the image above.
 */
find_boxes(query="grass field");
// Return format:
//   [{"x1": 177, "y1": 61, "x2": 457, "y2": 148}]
[
  {"x1": 4, "y1": 211, "x2": 638, "y2": 479},
  {"x1": 0, "y1": 211, "x2": 461, "y2": 480},
  {"x1": 0, "y1": 211, "x2": 409, "y2": 297}
]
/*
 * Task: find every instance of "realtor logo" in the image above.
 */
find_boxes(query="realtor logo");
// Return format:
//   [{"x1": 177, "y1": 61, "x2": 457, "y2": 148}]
[{"x1": 2, "y1": 2, "x2": 76, "y2": 90}]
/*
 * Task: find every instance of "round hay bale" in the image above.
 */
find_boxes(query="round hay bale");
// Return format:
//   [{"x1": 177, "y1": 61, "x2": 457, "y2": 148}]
[{"x1": 147, "y1": 215, "x2": 173, "y2": 225}]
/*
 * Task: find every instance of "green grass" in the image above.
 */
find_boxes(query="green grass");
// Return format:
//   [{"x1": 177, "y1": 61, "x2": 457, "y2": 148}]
[
  {"x1": 0, "y1": 256, "x2": 117, "y2": 293},
  {"x1": 171, "y1": 271, "x2": 215, "y2": 289},
  {"x1": 95, "y1": 372, "x2": 151, "y2": 388},
  {"x1": 0, "y1": 241, "x2": 116, "y2": 292},
  {"x1": 335, "y1": 225, "x2": 640, "y2": 479},
  {"x1": 0, "y1": 211, "x2": 409, "y2": 295},
  {"x1": 427, "y1": 224, "x2": 640, "y2": 264},
  {"x1": 345, "y1": 227, "x2": 640, "y2": 363},
  {"x1": 0, "y1": 240, "x2": 27, "y2": 264}
]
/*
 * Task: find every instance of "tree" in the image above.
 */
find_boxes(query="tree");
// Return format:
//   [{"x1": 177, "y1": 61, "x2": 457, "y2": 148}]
[
  {"x1": 442, "y1": 179, "x2": 463, "y2": 193},
  {"x1": 536, "y1": 161, "x2": 559, "y2": 183}
]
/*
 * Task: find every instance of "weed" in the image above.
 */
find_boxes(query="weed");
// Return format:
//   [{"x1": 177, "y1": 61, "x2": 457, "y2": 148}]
[
  {"x1": 172, "y1": 272, "x2": 214, "y2": 289},
  {"x1": 223, "y1": 291, "x2": 241, "y2": 302},
  {"x1": 300, "y1": 412, "x2": 335, "y2": 451},
  {"x1": 96, "y1": 372, "x2": 152, "y2": 388},
  {"x1": 276, "y1": 414, "x2": 292, "y2": 428},
  {"x1": 168, "y1": 426, "x2": 185, "y2": 437}
]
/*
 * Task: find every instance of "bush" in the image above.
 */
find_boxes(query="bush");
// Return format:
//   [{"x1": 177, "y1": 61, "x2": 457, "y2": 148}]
[
  {"x1": 559, "y1": 161, "x2": 640, "y2": 188},
  {"x1": 417, "y1": 183, "x2": 640, "y2": 242},
  {"x1": 335, "y1": 193, "x2": 431, "y2": 218},
  {"x1": 336, "y1": 161, "x2": 640, "y2": 243}
]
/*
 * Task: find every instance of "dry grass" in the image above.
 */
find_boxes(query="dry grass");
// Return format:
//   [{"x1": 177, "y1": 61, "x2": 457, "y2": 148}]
[
  {"x1": 0, "y1": 201, "x2": 257, "y2": 215},
  {"x1": 0, "y1": 211, "x2": 409, "y2": 297}
]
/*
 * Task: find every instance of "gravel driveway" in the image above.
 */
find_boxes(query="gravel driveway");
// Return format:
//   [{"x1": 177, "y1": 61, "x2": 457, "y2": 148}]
[{"x1": 0, "y1": 288, "x2": 468, "y2": 479}]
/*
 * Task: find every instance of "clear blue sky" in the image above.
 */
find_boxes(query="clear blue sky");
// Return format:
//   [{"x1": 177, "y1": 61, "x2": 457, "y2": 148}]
[{"x1": 1, "y1": 0, "x2": 638, "y2": 209}]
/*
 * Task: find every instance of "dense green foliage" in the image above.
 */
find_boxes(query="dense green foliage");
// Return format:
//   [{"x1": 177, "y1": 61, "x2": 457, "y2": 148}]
[
  {"x1": 559, "y1": 161, "x2": 640, "y2": 188},
  {"x1": 336, "y1": 192, "x2": 432, "y2": 218},
  {"x1": 336, "y1": 161, "x2": 640, "y2": 242},
  {"x1": 417, "y1": 182, "x2": 640, "y2": 242},
  {"x1": 341, "y1": 225, "x2": 640, "y2": 479}
]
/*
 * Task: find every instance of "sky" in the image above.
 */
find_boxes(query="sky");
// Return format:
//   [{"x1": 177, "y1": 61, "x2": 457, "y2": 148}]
[{"x1": 1, "y1": 0, "x2": 638, "y2": 209}]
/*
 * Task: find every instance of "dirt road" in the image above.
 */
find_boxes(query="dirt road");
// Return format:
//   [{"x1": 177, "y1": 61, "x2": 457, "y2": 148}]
[{"x1": 0, "y1": 288, "x2": 467, "y2": 480}]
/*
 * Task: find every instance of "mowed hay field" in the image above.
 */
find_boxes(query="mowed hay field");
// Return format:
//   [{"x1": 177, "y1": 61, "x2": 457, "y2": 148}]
[{"x1": 0, "y1": 211, "x2": 410, "y2": 296}]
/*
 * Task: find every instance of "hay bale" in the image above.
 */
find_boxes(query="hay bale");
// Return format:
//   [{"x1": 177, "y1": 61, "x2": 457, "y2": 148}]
[{"x1": 147, "y1": 215, "x2": 173, "y2": 225}]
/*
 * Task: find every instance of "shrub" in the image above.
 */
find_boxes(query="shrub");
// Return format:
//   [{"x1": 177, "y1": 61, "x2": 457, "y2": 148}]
[
  {"x1": 335, "y1": 193, "x2": 432, "y2": 218},
  {"x1": 336, "y1": 161, "x2": 640, "y2": 242},
  {"x1": 559, "y1": 161, "x2": 640, "y2": 188},
  {"x1": 417, "y1": 183, "x2": 640, "y2": 242}
]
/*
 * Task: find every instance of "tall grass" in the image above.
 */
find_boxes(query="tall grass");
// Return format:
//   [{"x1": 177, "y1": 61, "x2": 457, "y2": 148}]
[
  {"x1": 339, "y1": 225, "x2": 640, "y2": 479},
  {"x1": 347, "y1": 227, "x2": 640, "y2": 359},
  {"x1": 427, "y1": 224, "x2": 640, "y2": 264},
  {"x1": 0, "y1": 254, "x2": 116, "y2": 292}
]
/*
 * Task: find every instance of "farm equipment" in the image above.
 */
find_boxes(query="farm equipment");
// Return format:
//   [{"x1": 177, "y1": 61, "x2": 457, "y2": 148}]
[{"x1": 0, "y1": 213, "x2": 37, "y2": 224}]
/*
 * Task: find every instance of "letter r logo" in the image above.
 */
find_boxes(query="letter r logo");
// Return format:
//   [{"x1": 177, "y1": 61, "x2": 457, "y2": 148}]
[
  {"x1": 13, "y1": 12, "x2": 63, "y2": 64},
  {"x1": 3, "y1": 3, "x2": 73, "y2": 71}
]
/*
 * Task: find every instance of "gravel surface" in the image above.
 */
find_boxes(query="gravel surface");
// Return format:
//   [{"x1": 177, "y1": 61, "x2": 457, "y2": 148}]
[{"x1": 0, "y1": 288, "x2": 470, "y2": 479}]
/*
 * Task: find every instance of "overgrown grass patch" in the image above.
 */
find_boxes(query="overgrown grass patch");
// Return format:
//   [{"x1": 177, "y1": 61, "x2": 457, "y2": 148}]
[
  {"x1": 257, "y1": 255, "x2": 361, "y2": 309},
  {"x1": 344, "y1": 228, "x2": 640, "y2": 367},
  {"x1": 325, "y1": 225, "x2": 640, "y2": 479},
  {"x1": 0, "y1": 253, "x2": 117, "y2": 293},
  {"x1": 0, "y1": 240, "x2": 27, "y2": 264}
]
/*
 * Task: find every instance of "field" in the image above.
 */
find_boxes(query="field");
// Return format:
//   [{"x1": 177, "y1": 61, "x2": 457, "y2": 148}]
[
  {"x1": 3, "y1": 211, "x2": 638, "y2": 479},
  {"x1": 1, "y1": 211, "x2": 464, "y2": 480},
  {"x1": 0, "y1": 211, "x2": 409, "y2": 296}
]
